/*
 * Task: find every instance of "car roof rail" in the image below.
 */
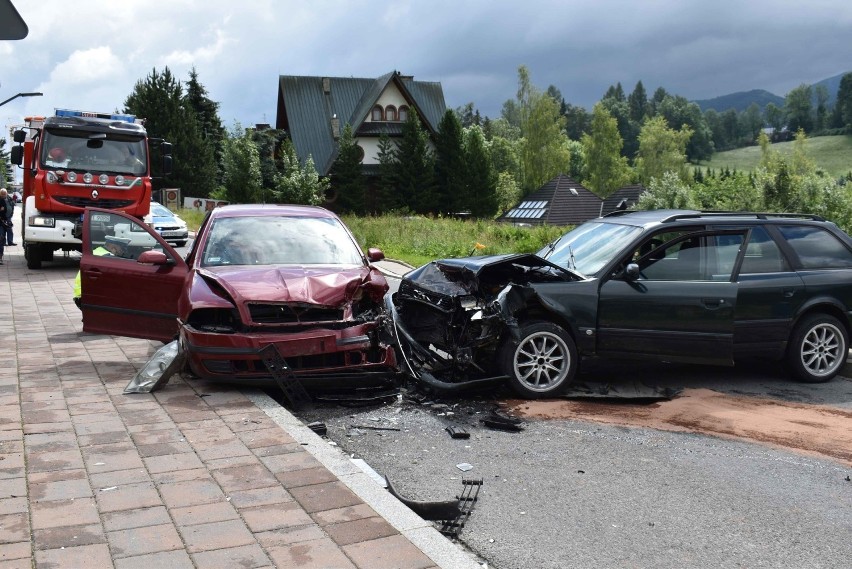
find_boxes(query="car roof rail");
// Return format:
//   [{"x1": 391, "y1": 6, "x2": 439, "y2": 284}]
[{"x1": 660, "y1": 211, "x2": 827, "y2": 223}]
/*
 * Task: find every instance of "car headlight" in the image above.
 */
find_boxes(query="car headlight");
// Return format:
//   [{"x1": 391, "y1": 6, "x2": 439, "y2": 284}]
[
  {"x1": 187, "y1": 308, "x2": 240, "y2": 333},
  {"x1": 29, "y1": 216, "x2": 56, "y2": 227}
]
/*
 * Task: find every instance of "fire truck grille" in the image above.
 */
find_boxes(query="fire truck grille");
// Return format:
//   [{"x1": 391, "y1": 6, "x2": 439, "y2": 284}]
[{"x1": 55, "y1": 196, "x2": 136, "y2": 209}]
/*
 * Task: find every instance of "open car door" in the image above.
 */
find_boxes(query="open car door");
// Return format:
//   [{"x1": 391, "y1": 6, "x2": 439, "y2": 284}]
[{"x1": 80, "y1": 207, "x2": 188, "y2": 342}]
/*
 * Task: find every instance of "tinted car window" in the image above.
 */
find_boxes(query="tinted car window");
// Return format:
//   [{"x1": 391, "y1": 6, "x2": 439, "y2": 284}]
[
  {"x1": 636, "y1": 233, "x2": 743, "y2": 281},
  {"x1": 778, "y1": 225, "x2": 852, "y2": 269},
  {"x1": 740, "y1": 226, "x2": 789, "y2": 273}
]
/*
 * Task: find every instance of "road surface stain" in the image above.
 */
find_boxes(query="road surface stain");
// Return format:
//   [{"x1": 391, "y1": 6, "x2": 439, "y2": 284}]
[{"x1": 508, "y1": 388, "x2": 852, "y2": 466}]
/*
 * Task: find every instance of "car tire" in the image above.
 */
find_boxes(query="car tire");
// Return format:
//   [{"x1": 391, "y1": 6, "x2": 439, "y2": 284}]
[
  {"x1": 25, "y1": 244, "x2": 42, "y2": 270},
  {"x1": 500, "y1": 320, "x2": 577, "y2": 398},
  {"x1": 787, "y1": 314, "x2": 848, "y2": 383}
]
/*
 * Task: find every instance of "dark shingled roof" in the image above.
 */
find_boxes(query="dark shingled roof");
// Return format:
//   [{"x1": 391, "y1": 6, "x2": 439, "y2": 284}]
[
  {"x1": 602, "y1": 184, "x2": 647, "y2": 215},
  {"x1": 500, "y1": 174, "x2": 603, "y2": 226},
  {"x1": 276, "y1": 71, "x2": 446, "y2": 175}
]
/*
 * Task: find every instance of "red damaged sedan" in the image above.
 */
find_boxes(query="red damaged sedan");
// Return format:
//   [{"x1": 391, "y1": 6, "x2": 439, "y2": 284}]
[{"x1": 79, "y1": 204, "x2": 397, "y2": 383}]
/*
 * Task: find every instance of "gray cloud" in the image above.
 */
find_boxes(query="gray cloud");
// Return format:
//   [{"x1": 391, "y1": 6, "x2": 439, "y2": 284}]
[{"x1": 1, "y1": 0, "x2": 850, "y2": 132}]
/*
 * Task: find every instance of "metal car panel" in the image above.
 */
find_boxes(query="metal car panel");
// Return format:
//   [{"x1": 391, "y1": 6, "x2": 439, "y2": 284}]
[
  {"x1": 80, "y1": 207, "x2": 186, "y2": 342},
  {"x1": 597, "y1": 279, "x2": 738, "y2": 364}
]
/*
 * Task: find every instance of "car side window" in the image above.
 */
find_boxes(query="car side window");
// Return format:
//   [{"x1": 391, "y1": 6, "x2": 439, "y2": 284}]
[
  {"x1": 778, "y1": 225, "x2": 852, "y2": 269},
  {"x1": 87, "y1": 211, "x2": 168, "y2": 261},
  {"x1": 740, "y1": 226, "x2": 789, "y2": 274},
  {"x1": 633, "y1": 232, "x2": 743, "y2": 281}
]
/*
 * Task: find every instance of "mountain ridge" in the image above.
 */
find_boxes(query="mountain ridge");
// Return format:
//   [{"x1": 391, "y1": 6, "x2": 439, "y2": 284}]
[{"x1": 692, "y1": 71, "x2": 850, "y2": 113}]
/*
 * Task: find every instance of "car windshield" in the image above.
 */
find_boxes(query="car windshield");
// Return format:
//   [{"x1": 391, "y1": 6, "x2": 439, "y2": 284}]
[
  {"x1": 41, "y1": 130, "x2": 147, "y2": 175},
  {"x1": 201, "y1": 215, "x2": 365, "y2": 267},
  {"x1": 150, "y1": 204, "x2": 173, "y2": 217},
  {"x1": 540, "y1": 220, "x2": 643, "y2": 276}
]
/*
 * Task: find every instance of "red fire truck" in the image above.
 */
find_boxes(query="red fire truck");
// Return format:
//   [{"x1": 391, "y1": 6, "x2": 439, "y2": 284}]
[{"x1": 10, "y1": 109, "x2": 172, "y2": 269}]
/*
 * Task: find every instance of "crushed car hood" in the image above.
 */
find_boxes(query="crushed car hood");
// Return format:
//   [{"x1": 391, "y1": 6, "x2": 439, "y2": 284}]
[
  {"x1": 401, "y1": 253, "x2": 577, "y2": 296},
  {"x1": 199, "y1": 265, "x2": 388, "y2": 306}
]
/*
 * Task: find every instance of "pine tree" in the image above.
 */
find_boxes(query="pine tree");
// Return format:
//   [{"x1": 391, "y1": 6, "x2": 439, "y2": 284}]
[
  {"x1": 329, "y1": 124, "x2": 366, "y2": 214},
  {"x1": 376, "y1": 134, "x2": 401, "y2": 212},
  {"x1": 186, "y1": 68, "x2": 226, "y2": 185},
  {"x1": 434, "y1": 110, "x2": 467, "y2": 213},
  {"x1": 124, "y1": 67, "x2": 217, "y2": 198},
  {"x1": 394, "y1": 110, "x2": 435, "y2": 214},
  {"x1": 464, "y1": 127, "x2": 498, "y2": 218}
]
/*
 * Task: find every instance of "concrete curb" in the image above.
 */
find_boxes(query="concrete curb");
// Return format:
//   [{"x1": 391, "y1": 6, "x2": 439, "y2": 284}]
[{"x1": 245, "y1": 390, "x2": 483, "y2": 569}]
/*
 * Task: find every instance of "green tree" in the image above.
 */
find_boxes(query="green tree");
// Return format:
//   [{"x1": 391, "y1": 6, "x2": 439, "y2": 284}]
[
  {"x1": 657, "y1": 95, "x2": 713, "y2": 161},
  {"x1": 273, "y1": 137, "x2": 327, "y2": 205},
  {"x1": 741, "y1": 103, "x2": 764, "y2": 143},
  {"x1": 185, "y1": 67, "x2": 226, "y2": 186},
  {"x1": 600, "y1": 97, "x2": 638, "y2": 160},
  {"x1": 628, "y1": 80, "x2": 649, "y2": 123},
  {"x1": 814, "y1": 85, "x2": 829, "y2": 132},
  {"x1": 376, "y1": 133, "x2": 402, "y2": 212},
  {"x1": 581, "y1": 103, "x2": 632, "y2": 198},
  {"x1": 394, "y1": 109, "x2": 435, "y2": 214},
  {"x1": 563, "y1": 103, "x2": 591, "y2": 141},
  {"x1": 520, "y1": 89, "x2": 570, "y2": 193},
  {"x1": 784, "y1": 84, "x2": 814, "y2": 133},
  {"x1": 693, "y1": 171, "x2": 762, "y2": 211},
  {"x1": 0, "y1": 138, "x2": 12, "y2": 187},
  {"x1": 218, "y1": 122, "x2": 263, "y2": 203},
  {"x1": 250, "y1": 127, "x2": 289, "y2": 198},
  {"x1": 635, "y1": 171, "x2": 695, "y2": 210},
  {"x1": 764, "y1": 103, "x2": 785, "y2": 133},
  {"x1": 124, "y1": 67, "x2": 217, "y2": 198},
  {"x1": 463, "y1": 126, "x2": 498, "y2": 217},
  {"x1": 836, "y1": 73, "x2": 852, "y2": 131},
  {"x1": 434, "y1": 110, "x2": 467, "y2": 213},
  {"x1": 329, "y1": 123, "x2": 366, "y2": 214},
  {"x1": 634, "y1": 116, "x2": 693, "y2": 184},
  {"x1": 495, "y1": 171, "x2": 522, "y2": 214}
]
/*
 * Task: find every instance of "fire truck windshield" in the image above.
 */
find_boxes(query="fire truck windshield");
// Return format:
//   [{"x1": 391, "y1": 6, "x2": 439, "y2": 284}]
[{"x1": 41, "y1": 131, "x2": 147, "y2": 176}]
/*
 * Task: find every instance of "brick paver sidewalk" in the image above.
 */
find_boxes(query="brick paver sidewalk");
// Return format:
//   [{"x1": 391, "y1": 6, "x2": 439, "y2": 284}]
[{"x1": 0, "y1": 217, "x2": 479, "y2": 569}]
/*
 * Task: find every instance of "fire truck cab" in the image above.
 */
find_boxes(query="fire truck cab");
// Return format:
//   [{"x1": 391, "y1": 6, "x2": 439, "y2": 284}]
[{"x1": 10, "y1": 109, "x2": 172, "y2": 269}]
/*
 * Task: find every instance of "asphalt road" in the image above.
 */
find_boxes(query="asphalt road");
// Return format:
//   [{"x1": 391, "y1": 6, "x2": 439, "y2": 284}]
[{"x1": 294, "y1": 341, "x2": 852, "y2": 569}]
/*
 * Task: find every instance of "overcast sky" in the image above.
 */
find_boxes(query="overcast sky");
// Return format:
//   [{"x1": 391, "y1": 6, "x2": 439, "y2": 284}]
[{"x1": 2, "y1": 0, "x2": 852, "y2": 134}]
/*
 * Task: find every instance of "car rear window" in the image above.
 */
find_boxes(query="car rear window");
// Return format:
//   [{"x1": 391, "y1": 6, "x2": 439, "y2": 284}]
[{"x1": 778, "y1": 225, "x2": 852, "y2": 269}]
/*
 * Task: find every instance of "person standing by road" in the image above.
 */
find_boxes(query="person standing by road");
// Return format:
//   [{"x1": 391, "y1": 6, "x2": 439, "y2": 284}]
[
  {"x1": 0, "y1": 190, "x2": 8, "y2": 264},
  {"x1": 0, "y1": 188, "x2": 15, "y2": 248}
]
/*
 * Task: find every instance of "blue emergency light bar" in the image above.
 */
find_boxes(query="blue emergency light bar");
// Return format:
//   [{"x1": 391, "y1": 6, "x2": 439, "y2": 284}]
[{"x1": 55, "y1": 109, "x2": 137, "y2": 123}]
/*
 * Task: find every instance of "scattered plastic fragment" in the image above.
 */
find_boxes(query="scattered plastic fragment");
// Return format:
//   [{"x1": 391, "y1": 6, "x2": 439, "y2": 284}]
[
  {"x1": 124, "y1": 340, "x2": 184, "y2": 393},
  {"x1": 446, "y1": 426, "x2": 471, "y2": 439},
  {"x1": 457, "y1": 463, "x2": 474, "y2": 472}
]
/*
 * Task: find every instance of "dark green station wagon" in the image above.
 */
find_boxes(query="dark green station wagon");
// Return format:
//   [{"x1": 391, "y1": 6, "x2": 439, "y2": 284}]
[{"x1": 390, "y1": 210, "x2": 852, "y2": 398}]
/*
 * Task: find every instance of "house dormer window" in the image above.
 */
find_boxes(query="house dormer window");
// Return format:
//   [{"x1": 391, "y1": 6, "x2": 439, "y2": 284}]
[
  {"x1": 372, "y1": 105, "x2": 384, "y2": 121},
  {"x1": 385, "y1": 105, "x2": 397, "y2": 121},
  {"x1": 398, "y1": 105, "x2": 409, "y2": 122}
]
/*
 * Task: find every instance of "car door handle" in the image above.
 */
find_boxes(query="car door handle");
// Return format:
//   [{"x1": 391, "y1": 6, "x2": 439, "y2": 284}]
[
  {"x1": 84, "y1": 268, "x2": 102, "y2": 280},
  {"x1": 783, "y1": 288, "x2": 796, "y2": 298},
  {"x1": 701, "y1": 298, "x2": 725, "y2": 309}
]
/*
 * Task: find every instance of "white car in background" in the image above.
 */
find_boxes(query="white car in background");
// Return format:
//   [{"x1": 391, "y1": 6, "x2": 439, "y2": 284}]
[{"x1": 145, "y1": 202, "x2": 189, "y2": 247}]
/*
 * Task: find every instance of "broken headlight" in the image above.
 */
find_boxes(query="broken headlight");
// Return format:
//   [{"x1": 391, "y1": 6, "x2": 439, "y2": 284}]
[{"x1": 186, "y1": 308, "x2": 241, "y2": 333}]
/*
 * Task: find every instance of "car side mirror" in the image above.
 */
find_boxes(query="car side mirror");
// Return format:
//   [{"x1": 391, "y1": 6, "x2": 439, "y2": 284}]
[
  {"x1": 624, "y1": 263, "x2": 640, "y2": 280},
  {"x1": 137, "y1": 250, "x2": 172, "y2": 265},
  {"x1": 13, "y1": 130, "x2": 26, "y2": 143},
  {"x1": 367, "y1": 248, "x2": 385, "y2": 262}
]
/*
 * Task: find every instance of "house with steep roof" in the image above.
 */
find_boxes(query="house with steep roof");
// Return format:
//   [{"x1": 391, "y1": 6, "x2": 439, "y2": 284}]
[
  {"x1": 601, "y1": 184, "x2": 646, "y2": 216},
  {"x1": 275, "y1": 71, "x2": 446, "y2": 178},
  {"x1": 499, "y1": 174, "x2": 604, "y2": 226}
]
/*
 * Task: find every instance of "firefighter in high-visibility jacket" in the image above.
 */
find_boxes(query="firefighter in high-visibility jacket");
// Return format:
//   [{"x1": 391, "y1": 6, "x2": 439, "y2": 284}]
[{"x1": 73, "y1": 236, "x2": 132, "y2": 309}]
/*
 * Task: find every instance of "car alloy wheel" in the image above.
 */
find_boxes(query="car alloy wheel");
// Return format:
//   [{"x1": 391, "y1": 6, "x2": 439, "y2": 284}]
[
  {"x1": 501, "y1": 321, "x2": 577, "y2": 398},
  {"x1": 788, "y1": 314, "x2": 848, "y2": 383}
]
